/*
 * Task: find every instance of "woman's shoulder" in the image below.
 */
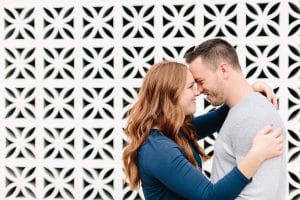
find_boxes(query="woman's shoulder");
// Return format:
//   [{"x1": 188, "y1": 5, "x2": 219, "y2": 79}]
[
  {"x1": 145, "y1": 129, "x2": 178, "y2": 147},
  {"x1": 138, "y1": 129, "x2": 185, "y2": 172},
  {"x1": 139, "y1": 129, "x2": 183, "y2": 157}
]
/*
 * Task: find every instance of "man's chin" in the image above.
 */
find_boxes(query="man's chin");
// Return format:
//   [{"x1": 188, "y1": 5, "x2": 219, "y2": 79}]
[
  {"x1": 207, "y1": 98, "x2": 222, "y2": 106},
  {"x1": 211, "y1": 102, "x2": 222, "y2": 106}
]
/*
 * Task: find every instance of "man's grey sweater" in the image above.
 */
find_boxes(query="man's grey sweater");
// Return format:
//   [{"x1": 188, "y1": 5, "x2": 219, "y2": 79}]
[{"x1": 211, "y1": 92, "x2": 287, "y2": 200}]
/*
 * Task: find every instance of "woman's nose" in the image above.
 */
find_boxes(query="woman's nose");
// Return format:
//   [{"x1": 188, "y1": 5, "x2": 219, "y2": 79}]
[{"x1": 194, "y1": 86, "x2": 201, "y2": 96}]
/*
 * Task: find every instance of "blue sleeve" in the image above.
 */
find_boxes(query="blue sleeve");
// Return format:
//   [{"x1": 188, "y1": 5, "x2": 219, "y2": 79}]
[
  {"x1": 145, "y1": 144, "x2": 250, "y2": 200},
  {"x1": 192, "y1": 104, "x2": 229, "y2": 139}
]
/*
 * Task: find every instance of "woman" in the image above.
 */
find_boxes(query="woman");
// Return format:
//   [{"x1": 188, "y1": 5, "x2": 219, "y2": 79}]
[{"x1": 123, "y1": 61, "x2": 283, "y2": 200}]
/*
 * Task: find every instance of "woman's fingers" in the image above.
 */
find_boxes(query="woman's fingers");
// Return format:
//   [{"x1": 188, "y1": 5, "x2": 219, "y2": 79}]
[
  {"x1": 272, "y1": 128, "x2": 283, "y2": 138},
  {"x1": 259, "y1": 125, "x2": 273, "y2": 135}
]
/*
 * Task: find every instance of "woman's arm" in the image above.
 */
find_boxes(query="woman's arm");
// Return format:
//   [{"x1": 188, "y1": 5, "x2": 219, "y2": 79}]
[
  {"x1": 237, "y1": 125, "x2": 283, "y2": 179},
  {"x1": 251, "y1": 81, "x2": 278, "y2": 109},
  {"x1": 192, "y1": 81, "x2": 278, "y2": 139},
  {"x1": 144, "y1": 141, "x2": 249, "y2": 200},
  {"x1": 143, "y1": 126, "x2": 283, "y2": 200},
  {"x1": 191, "y1": 105, "x2": 229, "y2": 139}
]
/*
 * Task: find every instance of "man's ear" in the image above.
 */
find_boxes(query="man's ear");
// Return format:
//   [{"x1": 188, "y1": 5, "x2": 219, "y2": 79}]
[{"x1": 218, "y1": 63, "x2": 230, "y2": 79}]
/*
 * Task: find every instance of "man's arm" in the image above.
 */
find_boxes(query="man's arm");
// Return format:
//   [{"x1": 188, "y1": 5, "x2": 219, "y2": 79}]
[{"x1": 231, "y1": 115, "x2": 285, "y2": 200}]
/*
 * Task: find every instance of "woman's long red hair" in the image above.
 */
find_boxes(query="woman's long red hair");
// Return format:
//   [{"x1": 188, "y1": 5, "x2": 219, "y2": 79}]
[{"x1": 123, "y1": 61, "x2": 208, "y2": 189}]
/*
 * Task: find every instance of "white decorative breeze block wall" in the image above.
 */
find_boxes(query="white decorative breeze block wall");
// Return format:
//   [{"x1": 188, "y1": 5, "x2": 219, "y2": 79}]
[{"x1": 0, "y1": 0, "x2": 299, "y2": 199}]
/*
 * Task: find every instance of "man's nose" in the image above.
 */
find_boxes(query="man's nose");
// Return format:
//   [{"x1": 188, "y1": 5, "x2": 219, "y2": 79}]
[{"x1": 197, "y1": 85, "x2": 204, "y2": 94}]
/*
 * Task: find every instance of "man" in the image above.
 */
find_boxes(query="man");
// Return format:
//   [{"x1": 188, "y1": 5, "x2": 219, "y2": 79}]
[{"x1": 185, "y1": 38, "x2": 287, "y2": 200}]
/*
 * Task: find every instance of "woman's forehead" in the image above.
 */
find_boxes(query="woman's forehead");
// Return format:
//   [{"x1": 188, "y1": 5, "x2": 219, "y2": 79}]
[{"x1": 186, "y1": 70, "x2": 195, "y2": 82}]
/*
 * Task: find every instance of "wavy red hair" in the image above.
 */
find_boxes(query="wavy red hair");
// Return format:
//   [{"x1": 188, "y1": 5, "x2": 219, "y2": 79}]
[{"x1": 123, "y1": 61, "x2": 208, "y2": 189}]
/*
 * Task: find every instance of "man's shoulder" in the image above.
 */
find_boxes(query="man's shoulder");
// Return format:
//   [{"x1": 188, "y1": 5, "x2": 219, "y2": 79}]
[
  {"x1": 222, "y1": 92, "x2": 285, "y2": 137},
  {"x1": 229, "y1": 92, "x2": 279, "y2": 118}
]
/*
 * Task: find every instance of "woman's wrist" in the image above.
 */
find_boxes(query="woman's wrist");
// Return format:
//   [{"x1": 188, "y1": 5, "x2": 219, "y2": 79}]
[
  {"x1": 237, "y1": 150, "x2": 264, "y2": 179},
  {"x1": 248, "y1": 147, "x2": 265, "y2": 164}
]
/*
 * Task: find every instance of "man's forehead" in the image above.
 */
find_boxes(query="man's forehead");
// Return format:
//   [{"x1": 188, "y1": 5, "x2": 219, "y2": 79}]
[{"x1": 189, "y1": 63, "x2": 206, "y2": 73}]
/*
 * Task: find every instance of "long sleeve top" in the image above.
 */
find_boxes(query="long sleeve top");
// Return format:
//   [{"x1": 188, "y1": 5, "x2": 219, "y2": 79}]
[{"x1": 138, "y1": 105, "x2": 251, "y2": 200}]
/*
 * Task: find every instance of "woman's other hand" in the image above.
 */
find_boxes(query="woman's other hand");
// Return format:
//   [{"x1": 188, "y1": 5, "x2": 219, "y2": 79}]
[
  {"x1": 251, "y1": 81, "x2": 278, "y2": 109},
  {"x1": 250, "y1": 125, "x2": 283, "y2": 162}
]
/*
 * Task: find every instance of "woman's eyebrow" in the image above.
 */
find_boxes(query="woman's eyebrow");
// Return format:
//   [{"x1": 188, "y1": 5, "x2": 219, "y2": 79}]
[{"x1": 187, "y1": 81, "x2": 195, "y2": 86}]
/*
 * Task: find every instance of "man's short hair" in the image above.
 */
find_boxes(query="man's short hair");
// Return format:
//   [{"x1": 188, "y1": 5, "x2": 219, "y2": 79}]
[{"x1": 184, "y1": 38, "x2": 241, "y2": 70}]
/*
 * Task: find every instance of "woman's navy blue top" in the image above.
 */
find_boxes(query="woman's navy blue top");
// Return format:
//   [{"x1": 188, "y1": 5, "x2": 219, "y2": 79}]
[{"x1": 138, "y1": 105, "x2": 251, "y2": 200}]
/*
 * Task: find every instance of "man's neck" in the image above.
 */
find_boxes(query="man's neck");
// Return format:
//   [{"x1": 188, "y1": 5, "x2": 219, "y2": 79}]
[{"x1": 225, "y1": 77, "x2": 254, "y2": 108}]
